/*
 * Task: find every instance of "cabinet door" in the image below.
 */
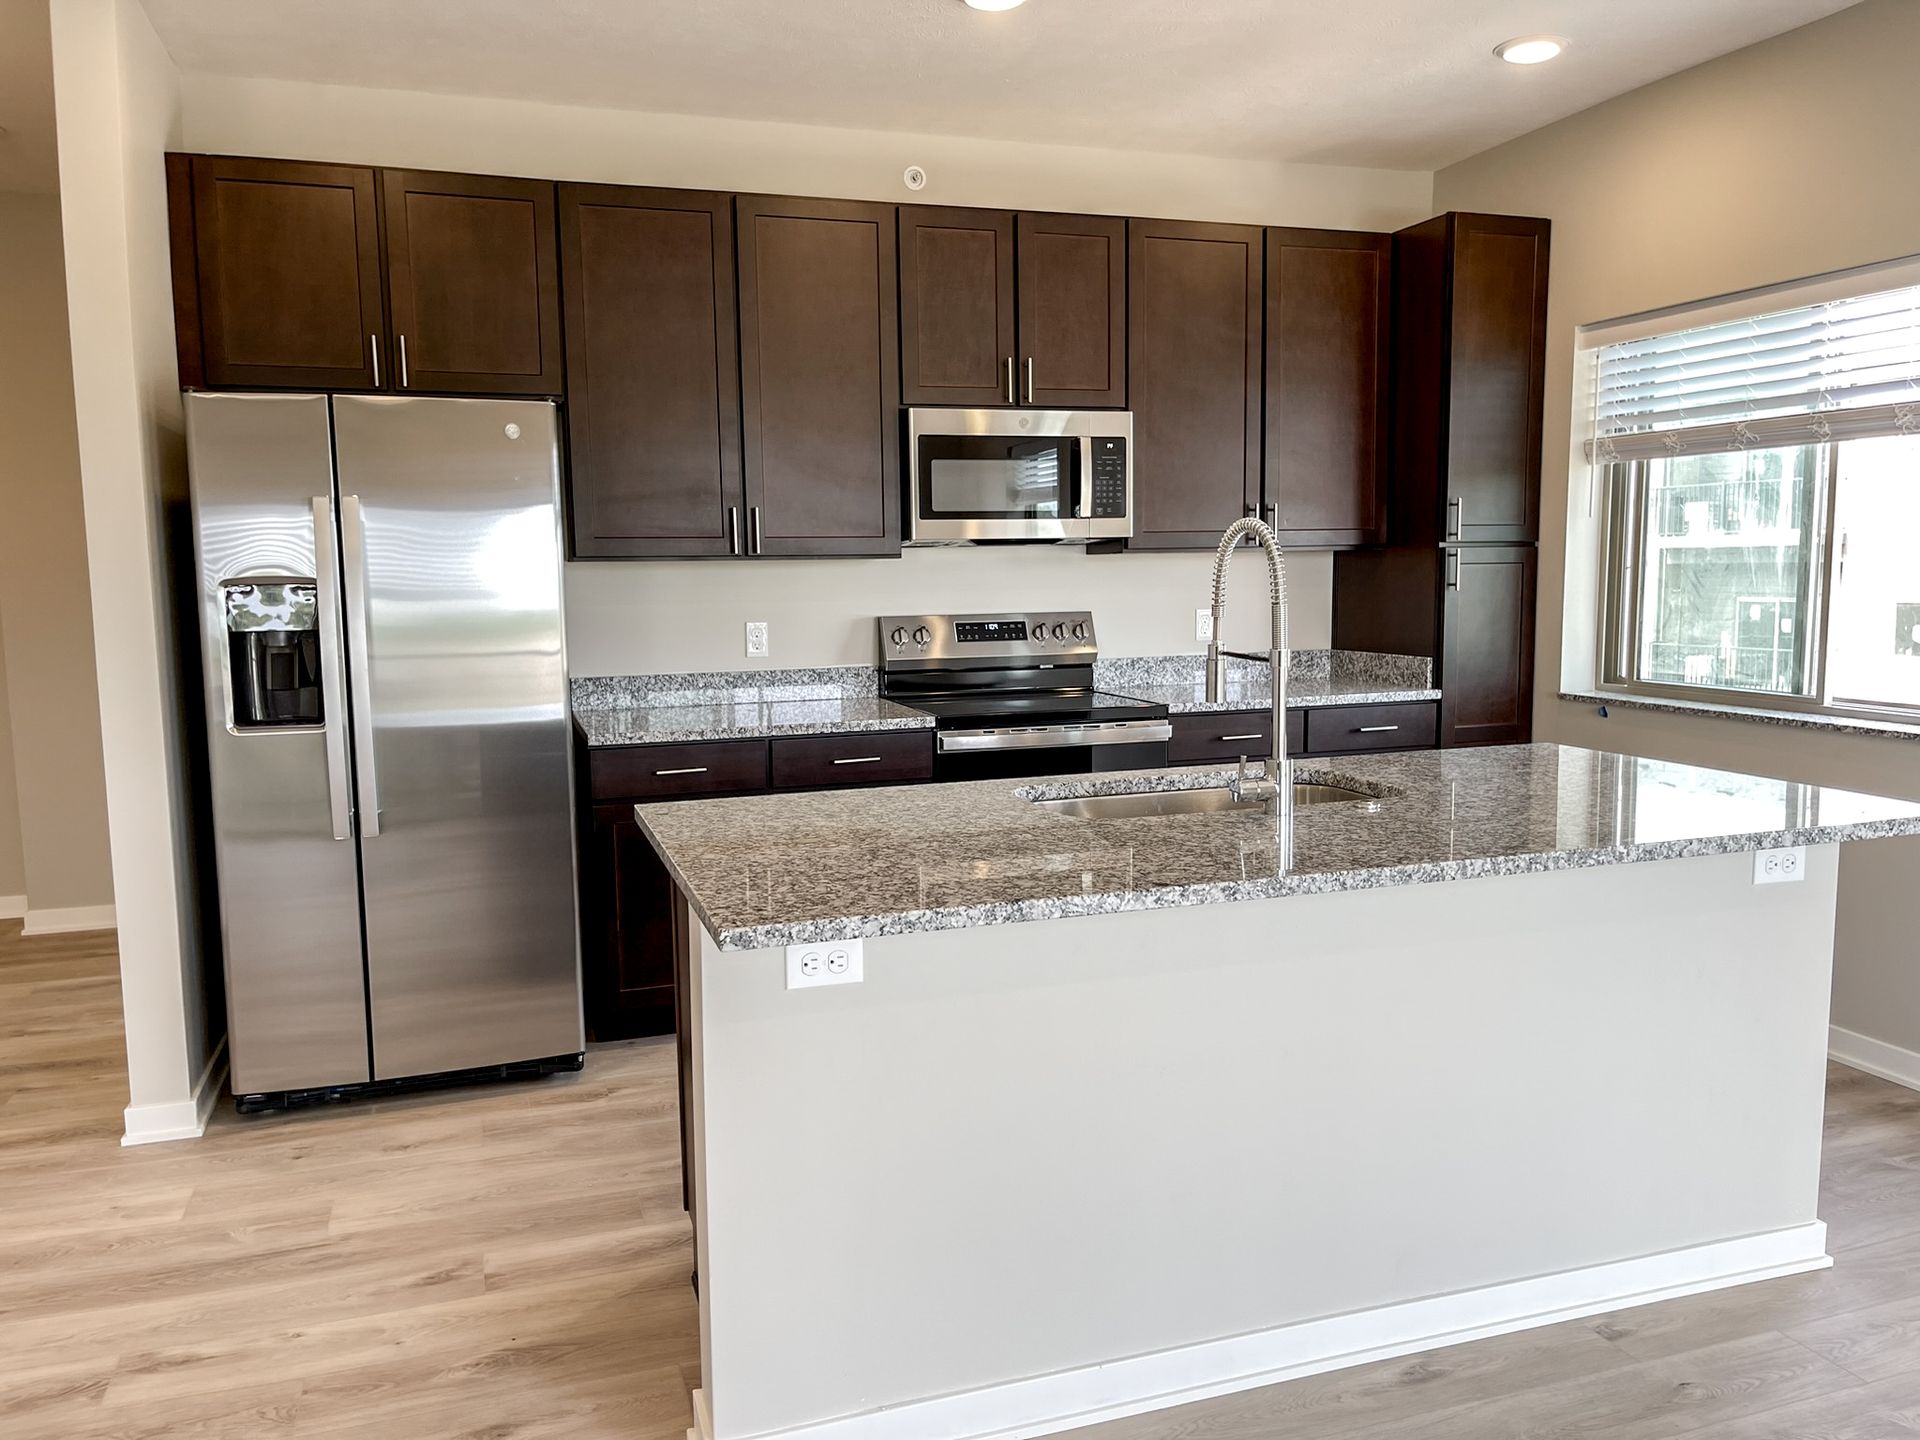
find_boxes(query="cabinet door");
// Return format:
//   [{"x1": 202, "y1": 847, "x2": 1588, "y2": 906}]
[
  {"x1": 1127, "y1": 218, "x2": 1262, "y2": 549},
  {"x1": 1264, "y1": 228, "x2": 1389, "y2": 547},
  {"x1": 899, "y1": 206, "x2": 1015, "y2": 407},
  {"x1": 737, "y1": 196, "x2": 901, "y2": 557},
  {"x1": 381, "y1": 169, "x2": 564, "y2": 396},
  {"x1": 1445, "y1": 214, "x2": 1548, "y2": 544},
  {"x1": 1018, "y1": 212, "x2": 1126, "y2": 408},
  {"x1": 185, "y1": 156, "x2": 386, "y2": 389},
  {"x1": 1441, "y1": 545, "x2": 1536, "y2": 748},
  {"x1": 580, "y1": 807, "x2": 679, "y2": 1041},
  {"x1": 560, "y1": 185, "x2": 742, "y2": 557}
]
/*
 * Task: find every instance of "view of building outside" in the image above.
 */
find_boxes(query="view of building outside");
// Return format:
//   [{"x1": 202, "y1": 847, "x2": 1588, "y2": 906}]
[
  {"x1": 1826, "y1": 433, "x2": 1920, "y2": 709},
  {"x1": 1634, "y1": 445, "x2": 1821, "y2": 696}
]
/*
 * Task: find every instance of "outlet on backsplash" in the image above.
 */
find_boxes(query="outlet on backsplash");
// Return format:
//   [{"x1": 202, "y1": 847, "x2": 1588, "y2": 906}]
[
  {"x1": 1194, "y1": 609, "x2": 1214, "y2": 644},
  {"x1": 745, "y1": 621, "x2": 770, "y2": 658}
]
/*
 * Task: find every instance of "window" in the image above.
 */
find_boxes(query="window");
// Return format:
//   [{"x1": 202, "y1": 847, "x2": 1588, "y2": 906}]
[{"x1": 1590, "y1": 265, "x2": 1920, "y2": 721}]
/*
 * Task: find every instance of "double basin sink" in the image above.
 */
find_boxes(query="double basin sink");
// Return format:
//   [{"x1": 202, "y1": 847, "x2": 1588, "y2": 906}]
[{"x1": 1031, "y1": 782, "x2": 1373, "y2": 821}]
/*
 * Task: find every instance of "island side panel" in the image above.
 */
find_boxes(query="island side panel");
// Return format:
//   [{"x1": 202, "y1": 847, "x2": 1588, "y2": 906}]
[{"x1": 693, "y1": 847, "x2": 1838, "y2": 1440}]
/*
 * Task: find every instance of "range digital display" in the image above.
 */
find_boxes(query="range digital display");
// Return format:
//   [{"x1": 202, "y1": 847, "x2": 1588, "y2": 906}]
[{"x1": 954, "y1": 620, "x2": 1028, "y2": 644}]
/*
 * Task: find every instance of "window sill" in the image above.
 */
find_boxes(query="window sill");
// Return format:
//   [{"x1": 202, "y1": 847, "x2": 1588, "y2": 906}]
[{"x1": 1559, "y1": 689, "x2": 1920, "y2": 743}]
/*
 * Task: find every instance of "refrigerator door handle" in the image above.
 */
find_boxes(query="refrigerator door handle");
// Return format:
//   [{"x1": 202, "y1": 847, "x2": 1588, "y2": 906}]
[
  {"x1": 311, "y1": 495, "x2": 353, "y2": 841},
  {"x1": 340, "y1": 493, "x2": 381, "y2": 837}
]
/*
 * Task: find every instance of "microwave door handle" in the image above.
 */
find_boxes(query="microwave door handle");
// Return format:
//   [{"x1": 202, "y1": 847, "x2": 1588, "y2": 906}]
[{"x1": 1075, "y1": 438, "x2": 1094, "y2": 520}]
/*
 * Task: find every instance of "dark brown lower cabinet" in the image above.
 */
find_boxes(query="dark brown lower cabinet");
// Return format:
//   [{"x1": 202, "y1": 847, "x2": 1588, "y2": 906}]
[
  {"x1": 1168, "y1": 701, "x2": 1437, "y2": 766},
  {"x1": 583, "y1": 805, "x2": 683, "y2": 1041}
]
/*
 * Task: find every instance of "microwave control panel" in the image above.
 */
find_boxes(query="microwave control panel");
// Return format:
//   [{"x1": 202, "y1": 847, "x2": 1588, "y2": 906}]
[{"x1": 1090, "y1": 437, "x2": 1128, "y2": 518}]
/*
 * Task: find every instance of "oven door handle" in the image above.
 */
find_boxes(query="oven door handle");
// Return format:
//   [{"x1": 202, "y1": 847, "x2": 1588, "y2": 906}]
[{"x1": 938, "y1": 720, "x2": 1172, "y2": 753}]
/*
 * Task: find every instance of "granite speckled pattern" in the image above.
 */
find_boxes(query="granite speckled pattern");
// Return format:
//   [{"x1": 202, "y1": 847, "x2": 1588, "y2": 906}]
[
  {"x1": 634, "y1": 743, "x2": 1920, "y2": 950},
  {"x1": 1562, "y1": 690, "x2": 1920, "y2": 743},
  {"x1": 1098, "y1": 651, "x2": 1439, "y2": 713},
  {"x1": 571, "y1": 665, "x2": 932, "y2": 745}
]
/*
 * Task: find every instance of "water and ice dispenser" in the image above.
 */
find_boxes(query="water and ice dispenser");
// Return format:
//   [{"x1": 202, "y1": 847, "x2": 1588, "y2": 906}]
[{"x1": 223, "y1": 581, "x2": 324, "y2": 729}]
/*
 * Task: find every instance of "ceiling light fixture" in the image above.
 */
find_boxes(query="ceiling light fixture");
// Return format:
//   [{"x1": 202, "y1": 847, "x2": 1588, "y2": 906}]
[
  {"x1": 1495, "y1": 35, "x2": 1567, "y2": 65},
  {"x1": 963, "y1": 0, "x2": 1027, "y2": 11}
]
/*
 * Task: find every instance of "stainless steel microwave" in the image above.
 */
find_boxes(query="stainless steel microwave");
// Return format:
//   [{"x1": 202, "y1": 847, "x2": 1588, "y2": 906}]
[{"x1": 905, "y1": 408, "x2": 1134, "y2": 544}]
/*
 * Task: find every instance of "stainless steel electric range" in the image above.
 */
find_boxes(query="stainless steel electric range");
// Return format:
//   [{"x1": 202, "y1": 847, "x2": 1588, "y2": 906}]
[{"x1": 878, "y1": 611, "x2": 1170, "y2": 781}]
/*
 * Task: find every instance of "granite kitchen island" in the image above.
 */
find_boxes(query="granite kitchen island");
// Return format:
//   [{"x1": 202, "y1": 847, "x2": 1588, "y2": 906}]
[{"x1": 637, "y1": 744, "x2": 1920, "y2": 1440}]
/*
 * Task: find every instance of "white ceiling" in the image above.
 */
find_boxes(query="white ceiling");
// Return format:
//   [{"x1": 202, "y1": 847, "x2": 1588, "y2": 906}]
[
  {"x1": 0, "y1": 0, "x2": 60, "y2": 193},
  {"x1": 137, "y1": 0, "x2": 1862, "y2": 171}
]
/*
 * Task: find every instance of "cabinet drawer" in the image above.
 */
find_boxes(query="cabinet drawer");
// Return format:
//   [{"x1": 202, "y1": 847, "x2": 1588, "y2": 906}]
[
  {"x1": 1167, "y1": 709, "x2": 1303, "y2": 765},
  {"x1": 771, "y1": 730, "x2": 933, "y2": 789},
  {"x1": 589, "y1": 740, "x2": 769, "y2": 800},
  {"x1": 1303, "y1": 702, "x2": 1438, "y2": 755}
]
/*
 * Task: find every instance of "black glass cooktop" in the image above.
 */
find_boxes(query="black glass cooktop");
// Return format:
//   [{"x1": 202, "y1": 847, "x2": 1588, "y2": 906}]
[{"x1": 893, "y1": 689, "x2": 1167, "y2": 730}]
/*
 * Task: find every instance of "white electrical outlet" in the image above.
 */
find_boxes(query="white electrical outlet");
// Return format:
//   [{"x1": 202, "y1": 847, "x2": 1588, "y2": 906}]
[
  {"x1": 1754, "y1": 846, "x2": 1808, "y2": 885},
  {"x1": 1195, "y1": 609, "x2": 1215, "y2": 643},
  {"x1": 786, "y1": 938, "x2": 864, "y2": 990},
  {"x1": 745, "y1": 621, "x2": 770, "y2": 658}
]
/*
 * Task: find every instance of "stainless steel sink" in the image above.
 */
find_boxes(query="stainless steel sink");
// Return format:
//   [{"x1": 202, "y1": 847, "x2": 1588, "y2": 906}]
[{"x1": 1031, "y1": 783, "x2": 1372, "y2": 820}]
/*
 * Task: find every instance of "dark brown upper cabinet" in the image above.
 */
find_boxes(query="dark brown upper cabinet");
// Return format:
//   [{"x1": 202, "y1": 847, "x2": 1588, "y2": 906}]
[
  {"x1": 1264, "y1": 227, "x2": 1390, "y2": 548},
  {"x1": 177, "y1": 155, "x2": 386, "y2": 390},
  {"x1": 736, "y1": 195, "x2": 901, "y2": 557},
  {"x1": 1389, "y1": 212, "x2": 1549, "y2": 546},
  {"x1": 1018, "y1": 212, "x2": 1127, "y2": 408},
  {"x1": 380, "y1": 169, "x2": 564, "y2": 397},
  {"x1": 559, "y1": 185, "x2": 743, "y2": 558},
  {"x1": 1126, "y1": 217, "x2": 1262, "y2": 550},
  {"x1": 899, "y1": 208, "x2": 1127, "y2": 409},
  {"x1": 899, "y1": 206, "x2": 1016, "y2": 407}
]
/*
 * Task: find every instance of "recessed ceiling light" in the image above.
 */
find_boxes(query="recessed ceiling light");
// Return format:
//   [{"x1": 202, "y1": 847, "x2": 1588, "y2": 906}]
[
  {"x1": 1495, "y1": 35, "x2": 1568, "y2": 65},
  {"x1": 963, "y1": 0, "x2": 1026, "y2": 11}
]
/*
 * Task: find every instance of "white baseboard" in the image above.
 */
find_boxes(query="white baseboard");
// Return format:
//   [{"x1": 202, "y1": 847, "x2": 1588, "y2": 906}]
[
  {"x1": 122, "y1": 1036, "x2": 228, "y2": 1146},
  {"x1": 1831, "y1": 1024, "x2": 1920, "y2": 1093},
  {"x1": 0, "y1": 894, "x2": 24, "y2": 920},
  {"x1": 22, "y1": 902, "x2": 117, "y2": 935},
  {"x1": 687, "y1": 1222, "x2": 1830, "y2": 1440}
]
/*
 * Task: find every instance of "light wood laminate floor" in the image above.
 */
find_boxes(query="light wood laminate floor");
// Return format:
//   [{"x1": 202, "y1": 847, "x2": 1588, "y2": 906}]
[{"x1": 7, "y1": 919, "x2": 1920, "y2": 1438}]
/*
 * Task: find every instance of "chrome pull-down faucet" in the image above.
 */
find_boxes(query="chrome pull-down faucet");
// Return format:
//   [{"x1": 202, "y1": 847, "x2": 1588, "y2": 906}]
[{"x1": 1205, "y1": 518, "x2": 1292, "y2": 858}]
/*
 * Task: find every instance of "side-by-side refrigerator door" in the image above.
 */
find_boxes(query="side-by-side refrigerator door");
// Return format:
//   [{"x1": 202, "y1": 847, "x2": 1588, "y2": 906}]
[
  {"x1": 185, "y1": 391, "x2": 372, "y2": 1096},
  {"x1": 330, "y1": 396, "x2": 583, "y2": 1081}
]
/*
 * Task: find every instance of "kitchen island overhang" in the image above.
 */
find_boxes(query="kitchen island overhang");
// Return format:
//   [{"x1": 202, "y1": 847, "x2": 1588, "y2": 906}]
[{"x1": 640, "y1": 745, "x2": 1920, "y2": 1440}]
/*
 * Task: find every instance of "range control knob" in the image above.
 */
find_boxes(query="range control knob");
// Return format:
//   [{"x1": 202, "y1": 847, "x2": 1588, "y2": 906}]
[
  {"x1": 1028, "y1": 617, "x2": 1048, "y2": 641},
  {"x1": 889, "y1": 626, "x2": 909, "y2": 647},
  {"x1": 912, "y1": 625, "x2": 933, "y2": 647},
  {"x1": 1050, "y1": 622, "x2": 1068, "y2": 641},
  {"x1": 1070, "y1": 621, "x2": 1089, "y2": 642}
]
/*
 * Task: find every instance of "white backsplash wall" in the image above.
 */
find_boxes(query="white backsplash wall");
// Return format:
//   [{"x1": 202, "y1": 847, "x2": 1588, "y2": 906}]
[{"x1": 563, "y1": 548, "x2": 1334, "y2": 676}]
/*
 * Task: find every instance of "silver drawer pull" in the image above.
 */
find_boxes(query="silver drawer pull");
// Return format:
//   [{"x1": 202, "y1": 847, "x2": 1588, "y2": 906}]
[
  {"x1": 1218, "y1": 733, "x2": 1263, "y2": 742},
  {"x1": 832, "y1": 755, "x2": 883, "y2": 765},
  {"x1": 655, "y1": 766, "x2": 709, "y2": 776},
  {"x1": 1357, "y1": 725, "x2": 1400, "y2": 733}
]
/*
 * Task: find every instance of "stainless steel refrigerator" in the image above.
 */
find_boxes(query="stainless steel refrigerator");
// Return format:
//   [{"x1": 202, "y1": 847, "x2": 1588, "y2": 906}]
[{"x1": 185, "y1": 392, "x2": 583, "y2": 1109}]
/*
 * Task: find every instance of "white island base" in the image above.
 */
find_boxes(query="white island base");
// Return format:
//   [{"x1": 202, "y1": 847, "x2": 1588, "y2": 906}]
[{"x1": 681, "y1": 847, "x2": 1840, "y2": 1440}]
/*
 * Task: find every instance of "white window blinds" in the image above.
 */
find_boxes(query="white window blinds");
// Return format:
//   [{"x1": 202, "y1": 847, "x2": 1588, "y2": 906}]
[{"x1": 1587, "y1": 282, "x2": 1920, "y2": 463}]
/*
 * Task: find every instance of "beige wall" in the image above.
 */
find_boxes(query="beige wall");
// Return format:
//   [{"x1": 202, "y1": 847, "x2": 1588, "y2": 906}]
[
  {"x1": 0, "y1": 193, "x2": 114, "y2": 919},
  {"x1": 0, "y1": 624, "x2": 23, "y2": 908},
  {"x1": 1434, "y1": 0, "x2": 1920, "y2": 1054},
  {"x1": 51, "y1": 0, "x2": 217, "y2": 1139},
  {"x1": 178, "y1": 72, "x2": 1432, "y2": 672}
]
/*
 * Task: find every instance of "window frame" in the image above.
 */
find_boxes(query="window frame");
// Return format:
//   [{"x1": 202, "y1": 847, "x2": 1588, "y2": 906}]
[{"x1": 1596, "y1": 441, "x2": 1920, "y2": 724}]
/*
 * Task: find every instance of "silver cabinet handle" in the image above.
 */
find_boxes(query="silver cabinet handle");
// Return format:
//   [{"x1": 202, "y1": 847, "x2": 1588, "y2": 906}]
[
  {"x1": 1264, "y1": 500, "x2": 1278, "y2": 530},
  {"x1": 727, "y1": 506, "x2": 741, "y2": 556},
  {"x1": 369, "y1": 335, "x2": 381, "y2": 389},
  {"x1": 339, "y1": 494, "x2": 380, "y2": 838},
  {"x1": 1447, "y1": 496, "x2": 1462, "y2": 540},
  {"x1": 1219, "y1": 733, "x2": 1264, "y2": 742},
  {"x1": 1005, "y1": 357, "x2": 1016, "y2": 404},
  {"x1": 655, "y1": 767, "x2": 708, "y2": 776},
  {"x1": 311, "y1": 495, "x2": 352, "y2": 841},
  {"x1": 398, "y1": 334, "x2": 410, "y2": 389},
  {"x1": 1446, "y1": 551, "x2": 1461, "y2": 590},
  {"x1": 832, "y1": 755, "x2": 883, "y2": 765},
  {"x1": 1358, "y1": 725, "x2": 1401, "y2": 733},
  {"x1": 749, "y1": 506, "x2": 763, "y2": 555},
  {"x1": 1024, "y1": 357, "x2": 1035, "y2": 404}
]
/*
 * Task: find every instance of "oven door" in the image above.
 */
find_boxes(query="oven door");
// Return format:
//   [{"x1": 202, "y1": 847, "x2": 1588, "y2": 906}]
[{"x1": 907, "y1": 409, "x2": 1088, "y2": 543}]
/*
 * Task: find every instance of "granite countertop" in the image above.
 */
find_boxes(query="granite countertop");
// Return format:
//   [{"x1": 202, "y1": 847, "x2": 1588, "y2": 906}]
[
  {"x1": 571, "y1": 666, "x2": 934, "y2": 745},
  {"x1": 634, "y1": 743, "x2": 1920, "y2": 950},
  {"x1": 1095, "y1": 650, "x2": 1438, "y2": 713}
]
